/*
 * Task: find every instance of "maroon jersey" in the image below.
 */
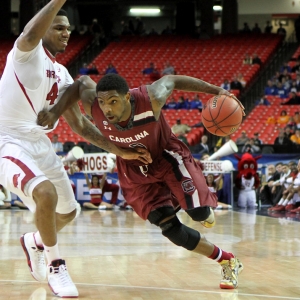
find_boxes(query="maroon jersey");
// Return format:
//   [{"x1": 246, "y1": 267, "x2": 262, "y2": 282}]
[
  {"x1": 92, "y1": 85, "x2": 173, "y2": 165},
  {"x1": 91, "y1": 85, "x2": 217, "y2": 219}
]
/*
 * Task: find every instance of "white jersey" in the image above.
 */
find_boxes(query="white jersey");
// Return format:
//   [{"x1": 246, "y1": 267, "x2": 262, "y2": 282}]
[{"x1": 0, "y1": 39, "x2": 73, "y2": 138}]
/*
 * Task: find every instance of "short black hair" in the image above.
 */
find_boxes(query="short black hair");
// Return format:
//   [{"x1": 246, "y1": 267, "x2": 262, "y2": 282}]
[
  {"x1": 57, "y1": 9, "x2": 68, "y2": 17},
  {"x1": 96, "y1": 74, "x2": 129, "y2": 95}
]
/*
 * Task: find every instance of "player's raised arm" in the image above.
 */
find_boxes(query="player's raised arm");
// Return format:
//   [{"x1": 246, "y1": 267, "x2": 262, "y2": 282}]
[
  {"x1": 18, "y1": 0, "x2": 66, "y2": 52},
  {"x1": 147, "y1": 75, "x2": 244, "y2": 117}
]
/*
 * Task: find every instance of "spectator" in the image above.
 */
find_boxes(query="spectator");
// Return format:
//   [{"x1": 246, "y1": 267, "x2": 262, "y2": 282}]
[
  {"x1": 291, "y1": 61, "x2": 300, "y2": 73},
  {"x1": 259, "y1": 164, "x2": 281, "y2": 205},
  {"x1": 264, "y1": 21, "x2": 273, "y2": 33},
  {"x1": 275, "y1": 82, "x2": 288, "y2": 99},
  {"x1": 252, "y1": 53, "x2": 262, "y2": 66},
  {"x1": 241, "y1": 23, "x2": 251, "y2": 33},
  {"x1": 293, "y1": 111, "x2": 300, "y2": 127},
  {"x1": 255, "y1": 95, "x2": 271, "y2": 106},
  {"x1": 164, "y1": 97, "x2": 178, "y2": 109},
  {"x1": 237, "y1": 73, "x2": 247, "y2": 88},
  {"x1": 88, "y1": 63, "x2": 99, "y2": 75},
  {"x1": 89, "y1": 18, "x2": 103, "y2": 45},
  {"x1": 161, "y1": 25, "x2": 173, "y2": 35},
  {"x1": 220, "y1": 79, "x2": 230, "y2": 91},
  {"x1": 83, "y1": 173, "x2": 117, "y2": 210},
  {"x1": 51, "y1": 134, "x2": 63, "y2": 153},
  {"x1": 171, "y1": 119, "x2": 191, "y2": 135},
  {"x1": 105, "y1": 63, "x2": 118, "y2": 74},
  {"x1": 277, "y1": 110, "x2": 289, "y2": 125},
  {"x1": 195, "y1": 135, "x2": 210, "y2": 155},
  {"x1": 121, "y1": 24, "x2": 134, "y2": 36},
  {"x1": 277, "y1": 23, "x2": 287, "y2": 36},
  {"x1": 253, "y1": 132, "x2": 263, "y2": 146},
  {"x1": 290, "y1": 129, "x2": 300, "y2": 144},
  {"x1": 79, "y1": 63, "x2": 89, "y2": 75},
  {"x1": 177, "y1": 96, "x2": 189, "y2": 109},
  {"x1": 241, "y1": 138, "x2": 261, "y2": 154},
  {"x1": 142, "y1": 62, "x2": 156, "y2": 75},
  {"x1": 290, "y1": 81, "x2": 299, "y2": 93},
  {"x1": 148, "y1": 28, "x2": 159, "y2": 36},
  {"x1": 280, "y1": 62, "x2": 292, "y2": 74},
  {"x1": 236, "y1": 130, "x2": 248, "y2": 146},
  {"x1": 281, "y1": 92, "x2": 300, "y2": 105},
  {"x1": 162, "y1": 62, "x2": 175, "y2": 75},
  {"x1": 177, "y1": 133, "x2": 189, "y2": 146},
  {"x1": 243, "y1": 53, "x2": 252, "y2": 64},
  {"x1": 142, "y1": 62, "x2": 160, "y2": 81},
  {"x1": 264, "y1": 80, "x2": 276, "y2": 95},
  {"x1": 286, "y1": 117, "x2": 297, "y2": 131},
  {"x1": 284, "y1": 126, "x2": 293, "y2": 139},
  {"x1": 189, "y1": 94, "x2": 203, "y2": 110},
  {"x1": 230, "y1": 76, "x2": 243, "y2": 92},
  {"x1": 252, "y1": 23, "x2": 262, "y2": 33}
]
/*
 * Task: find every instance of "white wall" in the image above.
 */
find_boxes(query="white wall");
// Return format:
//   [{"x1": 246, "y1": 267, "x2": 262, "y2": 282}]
[
  {"x1": 11, "y1": 0, "x2": 19, "y2": 12},
  {"x1": 238, "y1": 0, "x2": 300, "y2": 14}
]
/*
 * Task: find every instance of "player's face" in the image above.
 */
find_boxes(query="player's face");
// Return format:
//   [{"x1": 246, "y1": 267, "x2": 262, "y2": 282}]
[
  {"x1": 43, "y1": 16, "x2": 71, "y2": 56},
  {"x1": 97, "y1": 90, "x2": 131, "y2": 124}
]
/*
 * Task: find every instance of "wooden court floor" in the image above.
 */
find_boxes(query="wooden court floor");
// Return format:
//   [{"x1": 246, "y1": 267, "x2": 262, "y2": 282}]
[{"x1": 0, "y1": 208, "x2": 299, "y2": 300}]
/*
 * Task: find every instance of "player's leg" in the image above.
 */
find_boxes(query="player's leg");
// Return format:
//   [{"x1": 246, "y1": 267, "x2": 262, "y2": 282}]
[
  {"x1": 160, "y1": 154, "x2": 243, "y2": 289},
  {"x1": 103, "y1": 182, "x2": 119, "y2": 204},
  {"x1": 148, "y1": 206, "x2": 243, "y2": 289}
]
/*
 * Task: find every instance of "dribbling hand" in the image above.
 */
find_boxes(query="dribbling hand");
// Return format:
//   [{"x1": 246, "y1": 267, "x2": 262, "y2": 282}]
[
  {"x1": 218, "y1": 90, "x2": 245, "y2": 116},
  {"x1": 37, "y1": 110, "x2": 58, "y2": 129}
]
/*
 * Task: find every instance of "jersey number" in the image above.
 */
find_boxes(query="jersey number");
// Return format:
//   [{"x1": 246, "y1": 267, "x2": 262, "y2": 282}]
[{"x1": 46, "y1": 82, "x2": 58, "y2": 105}]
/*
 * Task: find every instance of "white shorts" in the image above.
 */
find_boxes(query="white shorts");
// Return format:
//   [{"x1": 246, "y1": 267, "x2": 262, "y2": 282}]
[{"x1": 0, "y1": 134, "x2": 77, "y2": 214}]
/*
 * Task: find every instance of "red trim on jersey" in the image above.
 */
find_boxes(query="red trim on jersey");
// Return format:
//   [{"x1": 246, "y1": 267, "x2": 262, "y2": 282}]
[
  {"x1": 43, "y1": 47, "x2": 56, "y2": 63},
  {"x1": 14, "y1": 72, "x2": 37, "y2": 115},
  {"x1": 3, "y1": 156, "x2": 36, "y2": 193}
]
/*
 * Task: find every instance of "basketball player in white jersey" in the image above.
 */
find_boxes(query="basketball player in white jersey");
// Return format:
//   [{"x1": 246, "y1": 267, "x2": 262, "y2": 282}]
[{"x1": 0, "y1": 0, "x2": 150, "y2": 297}]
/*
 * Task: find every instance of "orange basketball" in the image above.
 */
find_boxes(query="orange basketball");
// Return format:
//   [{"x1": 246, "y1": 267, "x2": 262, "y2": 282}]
[{"x1": 201, "y1": 95, "x2": 243, "y2": 137}]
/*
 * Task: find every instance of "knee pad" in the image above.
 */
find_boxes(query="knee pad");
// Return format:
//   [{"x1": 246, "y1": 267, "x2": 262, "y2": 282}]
[
  {"x1": 186, "y1": 206, "x2": 210, "y2": 221},
  {"x1": 147, "y1": 206, "x2": 176, "y2": 226},
  {"x1": 159, "y1": 216, "x2": 200, "y2": 251}
]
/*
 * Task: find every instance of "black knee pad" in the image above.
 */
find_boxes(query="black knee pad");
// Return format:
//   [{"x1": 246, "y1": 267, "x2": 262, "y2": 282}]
[
  {"x1": 159, "y1": 216, "x2": 200, "y2": 251},
  {"x1": 147, "y1": 206, "x2": 176, "y2": 226},
  {"x1": 186, "y1": 206, "x2": 210, "y2": 221}
]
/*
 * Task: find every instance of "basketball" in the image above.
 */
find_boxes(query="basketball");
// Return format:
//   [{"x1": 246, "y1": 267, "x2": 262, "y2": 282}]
[{"x1": 201, "y1": 95, "x2": 243, "y2": 137}]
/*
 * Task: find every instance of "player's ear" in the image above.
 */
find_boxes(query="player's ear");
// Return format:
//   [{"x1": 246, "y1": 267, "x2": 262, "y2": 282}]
[{"x1": 125, "y1": 92, "x2": 131, "y2": 103}]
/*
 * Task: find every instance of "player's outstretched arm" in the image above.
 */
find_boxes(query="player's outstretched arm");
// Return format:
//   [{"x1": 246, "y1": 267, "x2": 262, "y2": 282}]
[
  {"x1": 147, "y1": 75, "x2": 244, "y2": 117},
  {"x1": 18, "y1": 0, "x2": 66, "y2": 52},
  {"x1": 38, "y1": 75, "x2": 96, "y2": 129},
  {"x1": 62, "y1": 103, "x2": 152, "y2": 165}
]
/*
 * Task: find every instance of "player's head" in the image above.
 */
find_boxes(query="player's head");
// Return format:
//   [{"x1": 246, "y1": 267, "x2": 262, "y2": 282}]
[
  {"x1": 42, "y1": 9, "x2": 71, "y2": 56},
  {"x1": 96, "y1": 74, "x2": 131, "y2": 124}
]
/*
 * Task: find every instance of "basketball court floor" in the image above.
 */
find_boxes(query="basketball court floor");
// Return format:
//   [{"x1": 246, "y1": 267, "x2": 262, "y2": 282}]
[{"x1": 0, "y1": 207, "x2": 299, "y2": 300}]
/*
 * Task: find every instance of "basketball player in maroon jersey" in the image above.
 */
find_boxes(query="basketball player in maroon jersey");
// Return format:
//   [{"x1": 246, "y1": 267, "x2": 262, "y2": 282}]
[{"x1": 38, "y1": 73, "x2": 244, "y2": 289}]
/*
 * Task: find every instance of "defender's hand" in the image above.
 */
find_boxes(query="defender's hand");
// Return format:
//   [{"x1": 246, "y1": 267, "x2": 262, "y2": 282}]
[
  {"x1": 37, "y1": 110, "x2": 59, "y2": 129},
  {"x1": 120, "y1": 147, "x2": 152, "y2": 165},
  {"x1": 218, "y1": 90, "x2": 245, "y2": 116}
]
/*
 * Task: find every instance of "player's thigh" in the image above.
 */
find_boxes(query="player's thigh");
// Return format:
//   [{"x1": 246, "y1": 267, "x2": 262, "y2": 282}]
[
  {"x1": 121, "y1": 180, "x2": 173, "y2": 220},
  {"x1": 164, "y1": 159, "x2": 217, "y2": 210},
  {"x1": 42, "y1": 155, "x2": 77, "y2": 215},
  {"x1": 0, "y1": 143, "x2": 49, "y2": 212}
]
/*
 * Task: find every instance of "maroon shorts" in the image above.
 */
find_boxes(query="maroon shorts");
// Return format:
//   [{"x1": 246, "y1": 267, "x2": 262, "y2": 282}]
[{"x1": 117, "y1": 149, "x2": 217, "y2": 220}]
